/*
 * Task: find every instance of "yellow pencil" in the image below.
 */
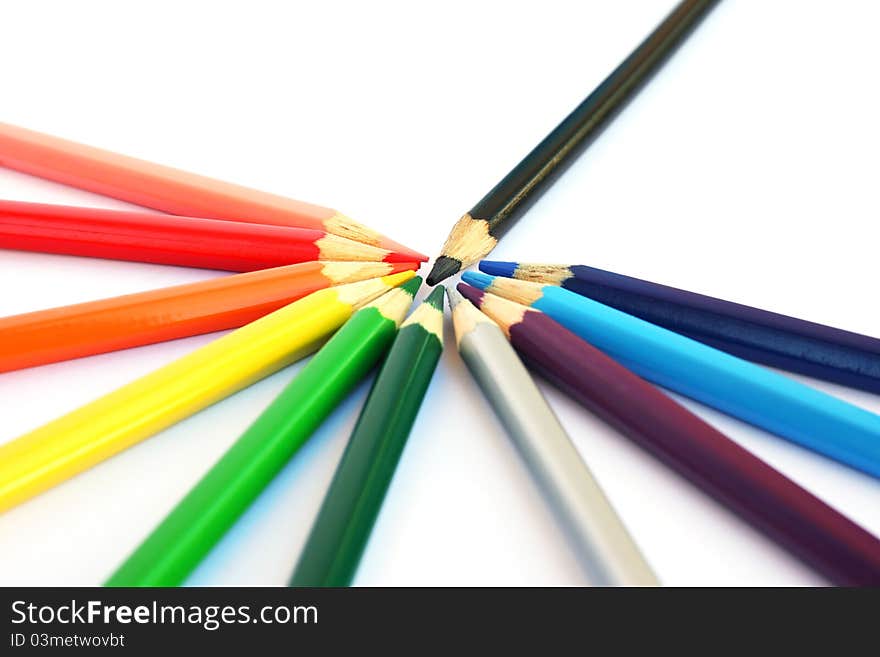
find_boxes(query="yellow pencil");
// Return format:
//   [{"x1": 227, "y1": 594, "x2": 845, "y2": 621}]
[{"x1": 0, "y1": 271, "x2": 415, "y2": 513}]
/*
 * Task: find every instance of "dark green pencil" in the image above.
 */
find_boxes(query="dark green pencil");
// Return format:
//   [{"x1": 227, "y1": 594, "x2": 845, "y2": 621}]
[{"x1": 290, "y1": 287, "x2": 445, "y2": 587}]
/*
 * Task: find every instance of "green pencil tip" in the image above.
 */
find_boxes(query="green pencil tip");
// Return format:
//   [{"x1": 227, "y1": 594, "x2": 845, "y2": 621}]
[
  {"x1": 399, "y1": 276, "x2": 423, "y2": 297},
  {"x1": 423, "y1": 285, "x2": 445, "y2": 311}
]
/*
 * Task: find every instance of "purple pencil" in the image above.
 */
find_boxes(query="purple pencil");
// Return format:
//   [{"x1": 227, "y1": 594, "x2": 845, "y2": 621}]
[{"x1": 458, "y1": 282, "x2": 880, "y2": 586}]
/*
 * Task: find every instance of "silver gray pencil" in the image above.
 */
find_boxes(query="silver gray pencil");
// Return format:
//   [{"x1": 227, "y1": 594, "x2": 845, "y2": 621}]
[{"x1": 447, "y1": 286, "x2": 657, "y2": 586}]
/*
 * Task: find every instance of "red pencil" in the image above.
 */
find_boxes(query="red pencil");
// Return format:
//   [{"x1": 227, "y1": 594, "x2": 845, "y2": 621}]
[
  {"x1": 0, "y1": 121, "x2": 427, "y2": 261},
  {"x1": 0, "y1": 200, "x2": 413, "y2": 271}
]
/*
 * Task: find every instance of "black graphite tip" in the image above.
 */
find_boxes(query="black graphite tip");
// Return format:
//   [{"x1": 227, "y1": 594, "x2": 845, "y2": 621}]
[{"x1": 426, "y1": 256, "x2": 462, "y2": 286}]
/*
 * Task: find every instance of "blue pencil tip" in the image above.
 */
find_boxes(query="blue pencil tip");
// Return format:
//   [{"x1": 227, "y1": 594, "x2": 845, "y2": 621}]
[
  {"x1": 478, "y1": 260, "x2": 517, "y2": 278},
  {"x1": 461, "y1": 270, "x2": 494, "y2": 290}
]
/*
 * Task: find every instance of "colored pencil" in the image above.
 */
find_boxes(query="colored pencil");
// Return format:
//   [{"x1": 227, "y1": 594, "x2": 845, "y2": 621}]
[
  {"x1": 458, "y1": 283, "x2": 880, "y2": 586},
  {"x1": 0, "y1": 121, "x2": 427, "y2": 261},
  {"x1": 106, "y1": 278, "x2": 422, "y2": 587},
  {"x1": 447, "y1": 287, "x2": 656, "y2": 586},
  {"x1": 461, "y1": 273, "x2": 880, "y2": 479},
  {"x1": 0, "y1": 261, "x2": 418, "y2": 373},
  {"x1": 290, "y1": 287, "x2": 445, "y2": 587},
  {"x1": 0, "y1": 200, "x2": 414, "y2": 270},
  {"x1": 425, "y1": 0, "x2": 719, "y2": 284},
  {"x1": 0, "y1": 271, "x2": 415, "y2": 513},
  {"x1": 480, "y1": 261, "x2": 880, "y2": 394}
]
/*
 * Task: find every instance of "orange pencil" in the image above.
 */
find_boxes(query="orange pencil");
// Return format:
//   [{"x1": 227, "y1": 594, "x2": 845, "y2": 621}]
[
  {"x1": 0, "y1": 122, "x2": 427, "y2": 262},
  {"x1": 0, "y1": 261, "x2": 418, "y2": 372}
]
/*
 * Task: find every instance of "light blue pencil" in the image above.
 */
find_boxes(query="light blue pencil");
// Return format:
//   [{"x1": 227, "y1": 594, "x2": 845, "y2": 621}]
[{"x1": 461, "y1": 271, "x2": 880, "y2": 479}]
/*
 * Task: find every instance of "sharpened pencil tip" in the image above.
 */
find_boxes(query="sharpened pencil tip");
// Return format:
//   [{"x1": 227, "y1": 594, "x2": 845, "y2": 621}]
[
  {"x1": 445, "y1": 285, "x2": 463, "y2": 309},
  {"x1": 426, "y1": 256, "x2": 462, "y2": 286},
  {"x1": 460, "y1": 271, "x2": 493, "y2": 290},
  {"x1": 399, "y1": 276, "x2": 424, "y2": 297},
  {"x1": 479, "y1": 261, "x2": 517, "y2": 278},
  {"x1": 456, "y1": 282, "x2": 485, "y2": 307},
  {"x1": 388, "y1": 262, "x2": 423, "y2": 275},
  {"x1": 423, "y1": 285, "x2": 445, "y2": 310}
]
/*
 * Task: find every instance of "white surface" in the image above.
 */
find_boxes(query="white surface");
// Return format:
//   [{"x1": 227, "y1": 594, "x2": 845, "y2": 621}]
[{"x1": 1, "y1": 0, "x2": 878, "y2": 586}]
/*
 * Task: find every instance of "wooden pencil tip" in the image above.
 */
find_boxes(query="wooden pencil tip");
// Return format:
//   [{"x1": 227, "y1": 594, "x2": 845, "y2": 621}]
[
  {"x1": 461, "y1": 287, "x2": 529, "y2": 334},
  {"x1": 492, "y1": 262, "x2": 572, "y2": 285},
  {"x1": 379, "y1": 270, "x2": 417, "y2": 290},
  {"x1": 398, "y1": 276, "x2": 423, "y2": 297},
  {"x1": 460, "y1": 270, "x2": 493, "y2": 290},
  {"x1": 326, "y1": 212, "x2": 428, "y2": 261},
  {"x1": 384, "y1": 250, "x2": 426, "y2": 264},
  {"x1": 461, "y1": 271, "x2": 545, "y2": 306},
  {"x1": 426, "y1": 256, "x2": 462, "y2": 286},
  {"x1": 445, "y1": 285, "x2": 464, "y2": 310},
  {"x1": 379, "y1": 239, "x2": 429, "y2": 263},
  {"x1": 388, "y1": 262, "x2": 421, "y2": 274},
  {"x1": 456, "y1": 282, "x2": 485, "y2": 308},
  {"x1": 449, "y1": 285, "x2": 498, "y2": 344},
  {"x1": 401, "y1": 284, "x2": 444, "y2": 337},
  {"x1": 408, "y1": 248, "x2": 430, "y2": 262},
  {"x1": 338, "y1": 271, "x2": 414, "y2": 308},
  {"x1": 366, "y1": 276, "x2": 422, "y2": 325},
  {"x1": 383, "y1": 241, "x2": 429, "y2": 262},
  {"x1": 479, "y1": 260, "x2": 518, "y2": 278},
  {"x1": 431, "y1": 213, "x2": 498, "y2": 276},
  {"x1": 423, "y1": 286, "x2": 446, "y2": 311}
]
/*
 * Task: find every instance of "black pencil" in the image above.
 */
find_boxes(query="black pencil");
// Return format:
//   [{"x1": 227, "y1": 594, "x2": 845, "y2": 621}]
[{"x1": 426, "y1": 0, "x2": 720, "y2": 285}]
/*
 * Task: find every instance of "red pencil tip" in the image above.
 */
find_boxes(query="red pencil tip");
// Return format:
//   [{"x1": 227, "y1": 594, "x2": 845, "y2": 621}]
[
  {"x1": 388, "y1": 262, "x2": 422, "y2": 274},
  {"x1": 384, "y1": 251, "x2": 427, "y2": 264},
  {"x1": 377, "y1": 239, "x2": 429, "y2": 262}
]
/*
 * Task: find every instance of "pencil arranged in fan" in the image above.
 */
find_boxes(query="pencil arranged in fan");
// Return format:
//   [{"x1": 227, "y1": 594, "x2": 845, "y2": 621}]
[
  {"x1": 462, "y1": 272, "x2": 880, "y2": 479},
  {"x1": 0, "y1": 272, "x2": 415, "y2": 513},
  {"x1": 425, "y1": 0, "x2": 719, "y2": 284},
  {"x1": 0, "y1": 261, "x2": 418, "y2": 373},
  {"x1": 447, "y1": 287, "x2": 656, "y2": 586},
  {"x1": 0, "y1": 200, "x2": 415, "y2": 271},
  {"x1": 480, "y1": 261, "x2": 880, "y2": 395},
  {"x1": 458, "y1": 284, "x2": 880, "y2": 585},
  {"x1": 0, "y1": 122, "x2": 426, "y2": 261},
  {"x1": 291, "y1": 287, "x2": 445, "y2": 587},
  {"x1": 106, "y1": 278, "x2": 422, "y2": 587}
]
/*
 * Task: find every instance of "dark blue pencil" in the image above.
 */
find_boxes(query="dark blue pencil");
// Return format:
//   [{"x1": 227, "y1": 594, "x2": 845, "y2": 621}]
[{"x1": 479, "y1": 261, "x2": 880, "y2": 395}]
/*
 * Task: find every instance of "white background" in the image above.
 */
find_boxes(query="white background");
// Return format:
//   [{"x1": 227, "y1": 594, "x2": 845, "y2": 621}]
[{"x1": 1, "y1": 0, "x2": 878, "y2": 586}]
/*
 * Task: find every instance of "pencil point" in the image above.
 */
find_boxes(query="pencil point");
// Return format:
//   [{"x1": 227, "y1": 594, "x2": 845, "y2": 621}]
[
  {"x1": 399, "y1": 276, "x2": 423, "y2": 297},
  {"x1": 384, "y1": 250, "x2": 425, "y2": 264},
  {"x1": 445, "y1": 285, "x2": 463, "y2": 309},
  {"x1": 426, "y1": 256, "x2": 462, "y2": 286},
  {"x1": 479, "y1": 261, "x2": 517, "y2": 278},
  {"x1": 460, "y1": 271, "x2": 493, "y2": 290},
  {"x1": 423, "y1": 286, "x2": 446, "y2": 311},
  {"x1": 456, "y1": 282, "x2": 485, "y2": 307},
  {"x1": 391, "y1": 244, "x2": 430, "y2": 262},
  {"x1": 388, "y1": 262, "x2": 422, "y2": 275},
  {"x1": 380, "y1": 270, "x2": 417, "y2": 290}
]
